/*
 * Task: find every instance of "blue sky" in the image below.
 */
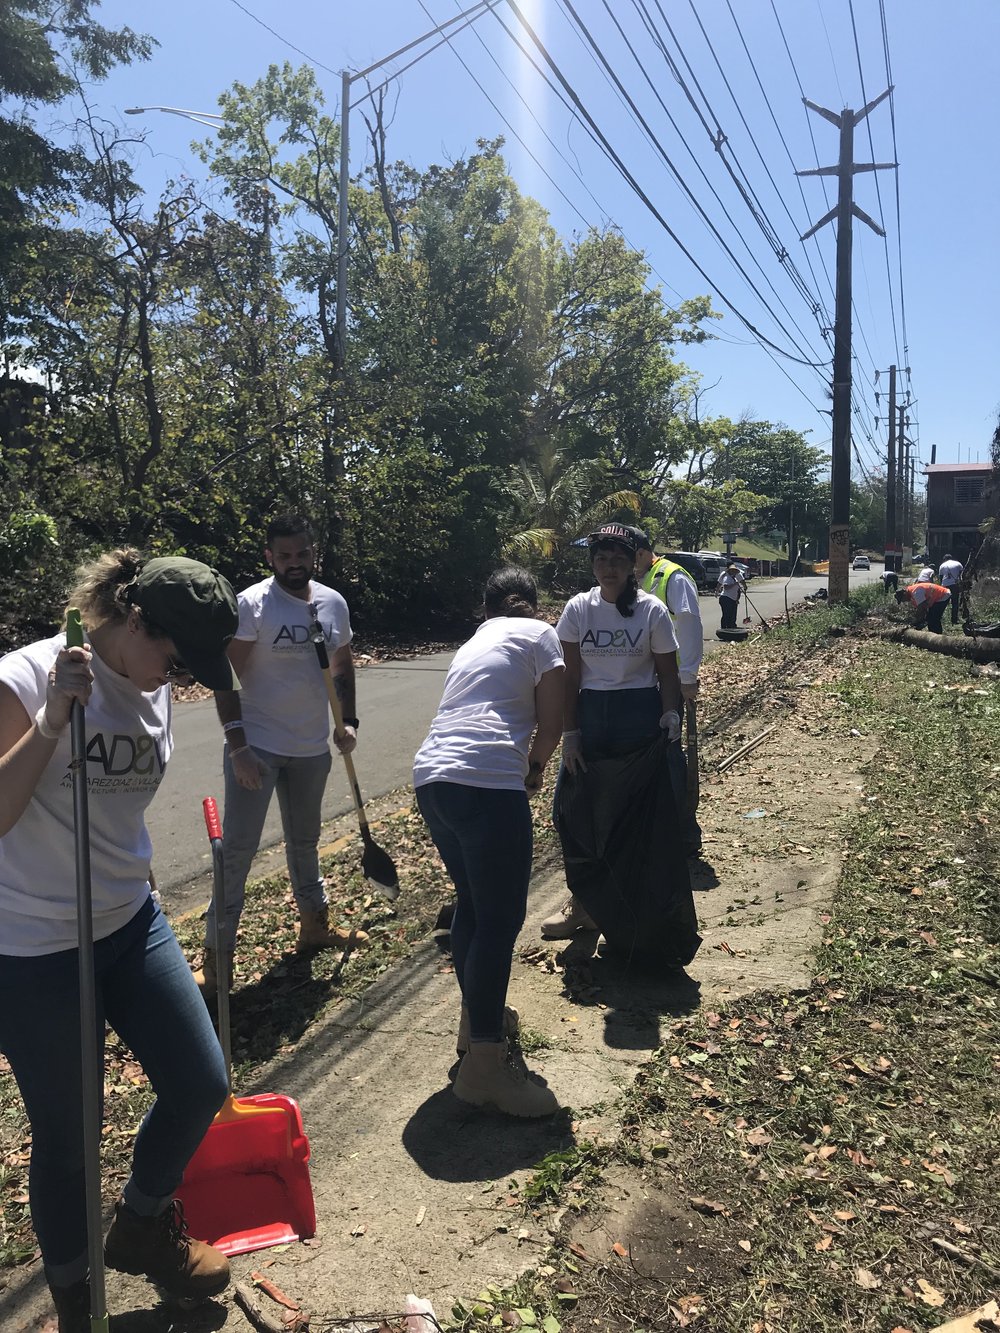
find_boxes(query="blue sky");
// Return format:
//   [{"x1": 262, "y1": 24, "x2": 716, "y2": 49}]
[{"x1": 75, "y1": 0, "x2": 999, "y2": 470}]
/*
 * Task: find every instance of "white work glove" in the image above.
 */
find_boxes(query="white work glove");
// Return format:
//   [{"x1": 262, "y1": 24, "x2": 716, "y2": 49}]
[
  {"x1": 230, "y1": 745, "x2": 269, "y2": 791},
  {"x1": 680, "y1": 680, "x2": 699, "y2": 703},
  {"x1": 40, "y1": 646, "x2": 94, "y2": 734},
  {"x1": 659, "y1": 710, "x2": 682, "y2": 742},
  {"x1": 334, "y1": 725, "x2": 357, "y2": 756},
  {"x1": 561, "y1": 730, "x2": 587, "y2": 774}
]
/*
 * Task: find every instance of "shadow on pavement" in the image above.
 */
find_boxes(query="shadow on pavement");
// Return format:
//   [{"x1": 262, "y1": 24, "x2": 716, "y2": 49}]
[
  {"x1": 556, "y1": 935, "x2": 701, "y2": 1051},
  {"x1": 402, "y1": 1087, "x2": 575, "y2": 1182}
]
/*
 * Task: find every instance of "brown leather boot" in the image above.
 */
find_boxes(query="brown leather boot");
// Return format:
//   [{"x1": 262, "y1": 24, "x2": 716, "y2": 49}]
[
  {"x1": 49, "y1": 1278, "x2": 91, "y2": 1332},
  {"x1": 104, "y1": 1196, "x2": 230, "y2": 1300},
  {"x1": 192, "y1": 947, "x2": 233, "y2": 996},
  {"x1": 296, "y1": 906, "x2": 368, "y2": 953}
]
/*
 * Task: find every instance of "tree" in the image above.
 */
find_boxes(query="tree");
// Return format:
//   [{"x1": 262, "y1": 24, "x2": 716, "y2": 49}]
[
  {"x1": 662, "y1": 477, "x2": 769, "y2": 553},
  {"x1": 0, "y1": 1, "x2": 152, "y2": 327},
  {"x1": 502, "y1": 439, "x2": 640, "y2": 570}
]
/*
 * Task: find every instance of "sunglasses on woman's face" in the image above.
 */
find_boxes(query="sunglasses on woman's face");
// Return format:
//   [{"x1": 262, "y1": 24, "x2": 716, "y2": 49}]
[{"x1": 164, "y1": 653, "x2": 191, "y2": 682}]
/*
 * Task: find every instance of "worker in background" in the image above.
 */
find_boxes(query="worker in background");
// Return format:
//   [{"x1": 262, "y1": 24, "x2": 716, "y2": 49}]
[
  {"x1": 936, "y1": 553, "x2": 965, "y2": 625},
  {"x1": 895, "y1": 579, "x2": 952, "y2": 634},
  {"x1": 916, "y1": 563, "x2": 935, "y2": 582},
  {"x1": 628, "y1": 527, "x2": 703, "y2": 858}
]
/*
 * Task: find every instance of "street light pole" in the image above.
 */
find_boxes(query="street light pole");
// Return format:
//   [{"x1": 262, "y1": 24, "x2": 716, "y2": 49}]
[
  {"x1": 334, "y1": 0, "x2": 499, "y2": 372},
  {"x1": 125, "y1": 104, "x2": 223, "y2": 129}
]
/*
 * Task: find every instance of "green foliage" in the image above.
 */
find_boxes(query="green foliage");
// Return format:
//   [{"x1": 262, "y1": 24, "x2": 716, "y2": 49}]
[{"x1": 0, "y1": 50, "x2": 728, "y2": 639}]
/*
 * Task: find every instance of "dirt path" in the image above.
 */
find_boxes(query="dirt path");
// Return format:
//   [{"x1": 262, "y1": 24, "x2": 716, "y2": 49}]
[{"x1": 11, "y1": 646, "x2": 873, "y2": 1332}]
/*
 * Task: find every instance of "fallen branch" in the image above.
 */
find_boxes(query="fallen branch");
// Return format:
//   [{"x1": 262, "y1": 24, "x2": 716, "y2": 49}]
[
  {"x1": 718, "y1": 724, "x2": 780, "y2": 773},
  {"x1": 879, "y1": 627, "x2": 1000, "y2": 663},
  {"x1": 235, "y1": 1281, "x2": 310, "y2": 1332},
  {"x1": 931, "y1": 1235, "x2": 1000, "y2": 1282}
]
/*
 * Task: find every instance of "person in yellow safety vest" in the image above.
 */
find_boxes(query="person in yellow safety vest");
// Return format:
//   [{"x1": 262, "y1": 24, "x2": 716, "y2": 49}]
[
  {"x1": 627, "y1": 526, "x2": 704, "y2": 858},
  {"x1": 895, "y1": 579, "x2": 951, "y2": 634}
]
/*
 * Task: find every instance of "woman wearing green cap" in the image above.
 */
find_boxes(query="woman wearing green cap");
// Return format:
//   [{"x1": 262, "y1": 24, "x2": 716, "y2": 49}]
[{"x1": 0, "y1": 548, "x2": 238, "y2": 1331}]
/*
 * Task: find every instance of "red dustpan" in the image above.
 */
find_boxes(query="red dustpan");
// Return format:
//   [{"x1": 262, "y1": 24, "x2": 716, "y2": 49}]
[{"x1": 176, "y1": 798, "x2": 316, "y2": 1256}]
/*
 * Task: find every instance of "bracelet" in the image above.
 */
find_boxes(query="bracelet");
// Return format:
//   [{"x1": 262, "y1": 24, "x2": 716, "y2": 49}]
[
  {"x1": 229, "y1": 745, "x2": 252, "y2": 758},
  {"x1": 562, "y1": 729, "x2": 581, "y2": 738},
  {"x1": 222, "y1": 720, "x2": 245, "y2": 734},
  {"x1": 34, "y1": 704, "x2": 64, "y2": 740},
  {"x1": 342, "y1": 716, "x2": 360, "y2": 729}
]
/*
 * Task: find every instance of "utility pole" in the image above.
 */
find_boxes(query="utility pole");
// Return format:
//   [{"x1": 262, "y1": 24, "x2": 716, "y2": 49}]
[
  {"x1": 899, "y1": 406, "x2": 911, "y2": 567},
  {"x1": 884, "y1": 365, "x2": 897, "y2": 573},
  {"x1": 896, "y1": 402, "x2": 907, "y2": 571},
  {"x1": 797, "y1": 90, "x2": 895, "y2": 604}
]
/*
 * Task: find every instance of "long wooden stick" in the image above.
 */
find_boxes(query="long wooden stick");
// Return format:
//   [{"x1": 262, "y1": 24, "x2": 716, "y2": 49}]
[{"x1": 717, "y1": 723, "x2": 780, "y2": 773}]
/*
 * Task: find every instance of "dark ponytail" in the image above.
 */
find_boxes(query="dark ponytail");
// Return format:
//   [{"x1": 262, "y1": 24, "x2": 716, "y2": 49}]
[
  {"x1": 616, "y1": 573, "x2": 639, "y2": 618},
  {"x1": 484, "y1": 566, "x2": 539, "y2": 619}
]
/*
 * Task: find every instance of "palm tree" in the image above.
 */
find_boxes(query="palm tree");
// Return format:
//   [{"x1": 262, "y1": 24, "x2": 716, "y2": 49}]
[{"x1": 502, "y1": 439, "x2": 640, "y2": 566}]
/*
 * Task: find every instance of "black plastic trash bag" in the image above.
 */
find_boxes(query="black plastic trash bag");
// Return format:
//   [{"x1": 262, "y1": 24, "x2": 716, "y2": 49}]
[{"x1": 554, "y1": 734, "x2": 701, "y2": 967}]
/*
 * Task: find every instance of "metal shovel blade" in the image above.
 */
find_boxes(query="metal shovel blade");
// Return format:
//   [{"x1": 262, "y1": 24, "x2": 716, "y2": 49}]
[{"x1": 360, "y1": 827, "x2": 399, "y2": 898}]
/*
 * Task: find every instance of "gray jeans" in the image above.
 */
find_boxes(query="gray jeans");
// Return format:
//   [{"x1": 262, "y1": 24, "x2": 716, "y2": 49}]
[{"x1": 205, "y1": 746, "x2": 333, "y2": 951}]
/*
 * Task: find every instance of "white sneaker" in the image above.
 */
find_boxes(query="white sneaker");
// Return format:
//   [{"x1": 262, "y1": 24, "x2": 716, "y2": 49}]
[{"x1": 541, "y1": 896, "x2": 597, "y2": 939}]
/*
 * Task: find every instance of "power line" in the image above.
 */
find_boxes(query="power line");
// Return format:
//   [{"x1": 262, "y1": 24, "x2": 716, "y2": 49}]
[
  {"x1": 533, "y1": 0, "x2": 829, "y2": 367},
  {"x1": 456, "y1": 0, "x2": 756, "y2": 334},
  {"x1": 878, "y1": 0, "x2": 911, "y2": 379},
  {"x1": 585, "y1": 0, "x2": 830, "y2": 357},
  {"x1": 225, "y1": 0, "x2": 340, "y2": 76}
]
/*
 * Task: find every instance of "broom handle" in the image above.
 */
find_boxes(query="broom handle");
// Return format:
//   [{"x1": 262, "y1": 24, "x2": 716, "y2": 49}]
[
  {"x1": 203, "y1": 798, "x2": 232, "y2": 1085},
  {"x1": 66, "y1": 610, "x2": 110, "y2": 1332},
  {"x1": 309, "y1": 625, "x2": 371, "y2": 836}
]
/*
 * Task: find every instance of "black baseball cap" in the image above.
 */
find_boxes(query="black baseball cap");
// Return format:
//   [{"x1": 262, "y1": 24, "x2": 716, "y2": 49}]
[
  {"x1": 588, "y1": 523, "x2": 639, "y2": 557},
  {"x1": 623, "y1": 524, "x2": 653, "y2": 551},
  {"x1": 132, "y1": 558, "x2": 240, "y2": 690}
]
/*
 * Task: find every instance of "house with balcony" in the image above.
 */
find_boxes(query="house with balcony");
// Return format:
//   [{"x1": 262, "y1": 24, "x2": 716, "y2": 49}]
[{"x1": 923, "y1": 462, "x2": 995, "y2": 564}]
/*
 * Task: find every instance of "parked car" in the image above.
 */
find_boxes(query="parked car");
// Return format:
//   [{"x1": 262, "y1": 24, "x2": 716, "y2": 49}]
[
  {"x1": 852, "y1": 554, "x2": 871, "y2": 570},
  {"x1": 697, "y1": 552, "x2": 729, "y2": 589},
  {"x1": 662, "y1": 550, "x2": 709, "y2": 590}
]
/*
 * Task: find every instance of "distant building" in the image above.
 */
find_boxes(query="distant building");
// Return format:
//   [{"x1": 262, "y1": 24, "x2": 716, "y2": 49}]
[{"x1": 923, "y1": 463, "x2": 995, "y2": 564}]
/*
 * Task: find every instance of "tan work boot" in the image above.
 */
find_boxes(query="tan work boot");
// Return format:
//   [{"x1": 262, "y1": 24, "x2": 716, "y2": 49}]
[
  {"x1": 456, "y1": 1004, "x2": 520, "y2": 1056},
  {"x1": 540, "y1": 895, "x2": 597, "y2": 939},
  {"x1": 49, "y1": 1279, "x2": 91, "y2": 1332},
  {"x1": 296, "y1": 907, "x2": 368, "y2": 953},
  {"x1": 192, "y1": 948, "x2": 233, "y2": 996},
  {"x1": 104, "y1": 1196, "x2": 230, "y2": 1301},
  {"x1": 453, "y1": 1039, "x2": 560, "y2": 1117}
]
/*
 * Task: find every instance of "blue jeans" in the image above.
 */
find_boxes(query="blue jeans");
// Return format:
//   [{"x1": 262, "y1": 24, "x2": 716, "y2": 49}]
[
  {"x1": 0, "y1": 898, "x2": 227, "y2": 1286},
  {"x1": 206, "y1": 746, "x2": 333, "y2": 951},
  {"x1": 416, "y1": 783, "x2": 533, "y2": 1043}
]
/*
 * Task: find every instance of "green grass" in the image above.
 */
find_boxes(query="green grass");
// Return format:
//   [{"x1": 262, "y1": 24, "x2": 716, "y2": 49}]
[
  {"x1": 607, "y1": 636, "x2": 1000, "y2": 1330},
  {"x1": 707, "y1": 535, "x2": 787, "y2": 563}
]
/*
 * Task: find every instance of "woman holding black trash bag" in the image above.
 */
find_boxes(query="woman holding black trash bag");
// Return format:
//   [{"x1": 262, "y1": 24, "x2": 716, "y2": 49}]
[
  {"x1": 542, "y1": 524, "x2": 701, "y2": 969},
  {"x1": 414, "y1": 566, "x2": 565, "y2": 1118},
  {"x1": 0, "y1": 550, "x2": 236, "y2": 1331}
]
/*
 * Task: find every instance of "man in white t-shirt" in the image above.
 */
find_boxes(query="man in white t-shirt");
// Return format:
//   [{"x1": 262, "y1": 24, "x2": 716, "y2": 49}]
[
  {"x1": 937, "y1": 554, "x2": 965, "y2": 625},
  {"x1": 196, "y1": 514, "x2": 367, "y2": 993}
]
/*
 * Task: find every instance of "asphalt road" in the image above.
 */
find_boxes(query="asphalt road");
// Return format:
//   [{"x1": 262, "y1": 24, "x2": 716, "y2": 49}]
[{"x1": 150, "y1": 566, "x2": 884, "y2": 896}]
